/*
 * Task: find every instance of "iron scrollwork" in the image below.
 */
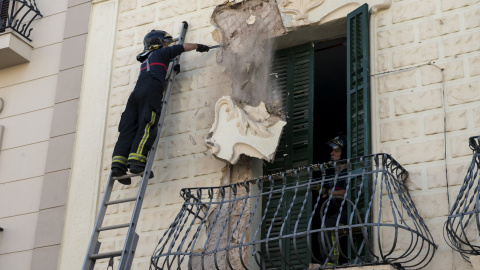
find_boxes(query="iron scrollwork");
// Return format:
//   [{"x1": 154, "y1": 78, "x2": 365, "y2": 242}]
[{"x1": 0, "y1": 0, "x2": 42, "y2": 41}]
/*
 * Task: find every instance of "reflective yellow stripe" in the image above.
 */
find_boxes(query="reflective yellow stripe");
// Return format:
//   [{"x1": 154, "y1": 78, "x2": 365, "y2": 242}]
[
  {"x1": 112, "y1": 156, "x2": 127, "y2": 165},
  {"x1": 128, "y1": 153, "x2": 147, "y2": 163},
  {"x1": 136, "y1": 111, "x2": 156, "y2": 155}
]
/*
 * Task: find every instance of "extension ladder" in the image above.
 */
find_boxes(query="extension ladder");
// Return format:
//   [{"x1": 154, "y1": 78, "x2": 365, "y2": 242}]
[{"x1": 82, "y1": 21, "x2": 189, "y2": 270}]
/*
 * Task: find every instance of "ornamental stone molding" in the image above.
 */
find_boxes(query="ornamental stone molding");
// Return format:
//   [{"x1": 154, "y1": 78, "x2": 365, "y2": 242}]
[{"x1": 206, "y1": 96, "x2": 286, "y2": 165}]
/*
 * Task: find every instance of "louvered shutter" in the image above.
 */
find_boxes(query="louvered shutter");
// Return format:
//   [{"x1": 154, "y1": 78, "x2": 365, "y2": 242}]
[
  {"x1": 346, "y1": 3, "x2": 372, "y2": 260},
  {"x1": 0, "y1": 0, "x2": 9, "y2": 33},
  {"x1": 263, "y1": 43, "x2": 314, "y2": 269},
  {"x1": 347, "y1": 3, "x2": 371, "y2": 159}
]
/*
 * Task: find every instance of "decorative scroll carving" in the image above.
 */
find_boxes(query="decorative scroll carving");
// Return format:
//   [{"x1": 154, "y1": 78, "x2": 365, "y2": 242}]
[
  {"x1": 206, "y1": 96, "x2": 286, "y2": 165},
  {"x1": 278, "y1": 0, "x2": 326, "y2": 27}
]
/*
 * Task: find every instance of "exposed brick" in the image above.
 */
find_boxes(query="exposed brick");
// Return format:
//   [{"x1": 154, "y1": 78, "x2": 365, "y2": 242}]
[
  {"x1": 394, "y1": 89, "x2": 442, "y2": 115},
  {"x1": 447, "y1": 82, "x2": 480, "y2": 106},
  {"x1": 419, "y1": 15, "x2": 460, "y2": 40},
  {"x1": 393, "y1": 43, "x2": 438, "y2": 68},
  {"x1": 421, "y1": 60, "x2": 464, "y2": 85},
  {"x1": 469, "y1": 55, "x2": 480, "y2": 77},
  {"x1": 112, "y1": 69, "x2": 131, "y2": 88},
  {"x1": 392, "y1": 0, "x2": 436, "y2": 23},
  {"x1": 194, "y1": 154, "x2": 227, "y2": 176},
  {"x1": 379, "y1": 98, "x2": 390, "y2": 119},
  {"x1": 474, "y1": 107, "x2": 480, "y2": 127},
  {"x1": 118, "y1": 10, "x2": 155, "y2": 31},
  {"x1": 162, "y1": 111, "x2": 195, "y2": 136},
  {"x1": 380, "y1": 118, "x2": 419, "y2": 142},
  {"x1": 116, "y1": 31, "x2": 134, "y2": 49},
  {"x1": 444, "y1": 31, "x2": 480, "y2": 57},
  {"x1": 377, "y1": 53, "x2": 388, "y2": 72},
  {"x1": 451, "y1": 135, "x2": 473, "y2": 158},
  {"x1": 167, "y1": 133, "x2": 208, "y2": 158},
  {"x1": 396, "y1": 139, "x2": 444, "y2": 165},
  {"x1": 119, "y1": 0, "x2": 137, "y2": 13},
  {"x1": 442, "y1": 0, "x2": 478, "y2": 11},
  {"x1": 378, "y1": 69, "x2": 416, "y2": 93},
  {"x1": 151, "y1": 158, "x2": 192, "y2": 183},
  {"x1": 465, "y1": 8, "x2": 480, "y2": 29},
  {"x1": 424, "y1": 110, "x2": 467, "y2": 135},
  {"x1": 195, "y1": 107, "x2": 215, "y2": 130},
  {"x1": 412, "y1": 192, "x2": 449, "y2": 219},
  {"x1": 377, "y1": 26, "x2": 414, "y2": 49}
]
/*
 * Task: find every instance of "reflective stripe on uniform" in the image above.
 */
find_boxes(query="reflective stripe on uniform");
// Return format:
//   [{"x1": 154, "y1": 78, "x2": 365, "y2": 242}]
[
  {"x1": 128, "y1": 153, "x2": 147, "y2": 163},
  {"x1": 112, "y1": 156, "x2": 128, "y2": 165},
  {"x1": 136, "y1": 111, "x2": 156, "y2": 155}
]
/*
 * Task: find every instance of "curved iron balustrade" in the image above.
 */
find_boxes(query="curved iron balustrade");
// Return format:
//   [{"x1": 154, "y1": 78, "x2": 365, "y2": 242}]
[
  {"x1": 0, "y1": 0, "x2": 42, "y2": 41},
  {"x1": 150, "y1": 154, "x2": 436, "y2": 270},
  {"x1": 445, "y1": 135, "x2": 480, "y2": 261}
]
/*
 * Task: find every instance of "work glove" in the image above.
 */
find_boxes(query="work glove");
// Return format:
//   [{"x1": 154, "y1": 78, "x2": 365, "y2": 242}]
[
  {"x1": 196, "y1": 44, "x2": 210, "y2": 52},
  {"x1": 173, "y1": 64, "x2": 180, "y2": 74}
]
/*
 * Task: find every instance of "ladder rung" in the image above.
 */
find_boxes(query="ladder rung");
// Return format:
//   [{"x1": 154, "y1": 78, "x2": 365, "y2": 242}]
[
  {"x1": 90, "y1": 250, "x2": 123, "y2": 260},
  {"x1": 111, "y1": 173, "x2": 142, "y2": 180},
  {"x1": 106, "y1": 197, "x2": 137, "y2": 206},
  {"x1": 98, "y1": 223, "x2": 130, "y2": 232}
]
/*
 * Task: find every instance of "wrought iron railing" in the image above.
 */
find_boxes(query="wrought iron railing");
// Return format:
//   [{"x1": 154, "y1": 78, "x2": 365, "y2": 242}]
[
  {"x1": 0, "y1": 0, "x2": 42, "y2": 41},
  {"x1": 445, "y1": 135, "x2": 480, "y2": 261},
  {"x1": 150, "y1": 154, "x2": 436, "y2": 270}
]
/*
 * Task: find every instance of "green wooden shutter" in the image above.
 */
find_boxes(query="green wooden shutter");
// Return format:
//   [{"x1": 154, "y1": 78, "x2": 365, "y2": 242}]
[
  {"x1": 347, "y1": 3, "x2": 371, "y2": 159},
  {"x1": 346, "y1": 3, "x2": 371, "y2": 261},
  {"x1": 0, "y1": 0, "x2": 9, "y2": 33},
  {"x1": 263, "y1": 43, "x2": 314, "y2": 269}
]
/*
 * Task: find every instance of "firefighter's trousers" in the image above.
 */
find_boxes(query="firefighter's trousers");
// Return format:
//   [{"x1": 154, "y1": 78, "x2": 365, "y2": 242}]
[{"x1": 112, "y1": 72, "x2": 163, "y2": 167}]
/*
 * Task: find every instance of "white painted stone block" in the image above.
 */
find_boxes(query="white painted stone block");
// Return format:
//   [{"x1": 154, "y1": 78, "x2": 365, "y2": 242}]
[
  {"x1": 394, "y1": 89, "x2": 442, "y2": 115},
  {"x1": 419, "y1": 15, "x2": 460, "y2": 40},
  {"x1": 380, "y1": 118, "x2": 419, "y2": 142},
  {"x1": 378, "y1": 69, "x2": 416, "y2": 93},
  {"x1": 392, "y1": 0, "x2": 436, "y2": 23},
  {"x1": 442, "y1": 0, "x2": 478, "y2": 11},
  {"x1": 379, "y1": 98, "x2": 390, "y2": 119},
  {"x1": 424, "y1": 110, "x2": 467, "y2": 135},
  {"x1": 447, "y1": 82, "x2": 480, "y2": 106},
  {"x1": 465, "y1": 8, "x2": 480, "y2": 29},
  {"x1": 377, "y1": 25, "x2": 414, "y2": 49},
  {"x1": 469, "y1": 55, "x2": 480, "y2": 77},
  {"x1": 444, "y1": 31, "x2": 480, "y2": 57},
  {"x1": 396, "y1": 139, "x2": 444, "y2": 165},
  {"x1": 451, "y1": 135, "x2": 473, "y2": 158},
  {"x1": 393, "y1": 42, "x2": 438, "y2": 68}
]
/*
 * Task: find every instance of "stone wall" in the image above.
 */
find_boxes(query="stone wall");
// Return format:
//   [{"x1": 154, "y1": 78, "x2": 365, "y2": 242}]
[{"x1": 372, "y1": 0, "x2": 480, "y2": 269}]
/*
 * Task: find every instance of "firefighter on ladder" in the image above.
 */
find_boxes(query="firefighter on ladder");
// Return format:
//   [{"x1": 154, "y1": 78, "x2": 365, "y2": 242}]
[{"x1": 111, "y1": 30, "x2": 210, "y2": 185}]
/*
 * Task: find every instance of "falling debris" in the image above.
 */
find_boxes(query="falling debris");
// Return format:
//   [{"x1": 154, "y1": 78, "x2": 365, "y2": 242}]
[
  {"x1": 246, "y1": 14, "x2": 256, "y2": 24},
  {"x1": 211, "y1": 0, "x2": 286, "y2": 117}
]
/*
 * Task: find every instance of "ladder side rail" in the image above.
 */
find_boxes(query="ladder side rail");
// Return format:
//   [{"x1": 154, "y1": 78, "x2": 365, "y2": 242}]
[
  {"x1": 82, "y1": 172, "x2": 116, "y2": 270},
  {"x1": 117, "y1": 21, "x2": 189, "y2": 270}
]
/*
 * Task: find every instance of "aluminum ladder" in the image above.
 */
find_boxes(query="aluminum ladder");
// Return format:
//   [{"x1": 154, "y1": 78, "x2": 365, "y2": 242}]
[{"x1": 82, "y1": 21, "x2": 189, "y2": 270}]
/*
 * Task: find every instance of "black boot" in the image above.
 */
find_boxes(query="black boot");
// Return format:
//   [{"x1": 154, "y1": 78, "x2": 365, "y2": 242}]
[
  {"x1": 127, "y1": 160, "x2": 154, "y2": 178},
  {"x1": 111, "y1": 163, "x2": 131, "y2": 185}
]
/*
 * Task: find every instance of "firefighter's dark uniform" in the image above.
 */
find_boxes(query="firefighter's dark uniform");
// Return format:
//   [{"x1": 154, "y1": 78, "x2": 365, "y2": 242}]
[{"x1": 112, "y1": 44, "x2": 185, "y2": 167}]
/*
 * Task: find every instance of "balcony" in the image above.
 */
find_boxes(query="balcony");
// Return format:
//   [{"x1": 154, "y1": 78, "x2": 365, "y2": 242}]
[
  {"x1": 445, "y1": 135, "x2": 480, "y2": 261},
  {"x1": 151, "y1": 154, "x2": 436, "y2": 269},
  {"x1": 0, "y1": 0, "x2": 42, "y2": 68}
]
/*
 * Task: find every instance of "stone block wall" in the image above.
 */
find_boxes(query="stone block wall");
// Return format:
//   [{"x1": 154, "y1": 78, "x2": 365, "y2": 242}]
[
  {"x1": 96, "y1": 0, "x2": 231, "y2": 268},
  {"x1": 373, "y1": 0, "x2": 480, "y2": 269}
]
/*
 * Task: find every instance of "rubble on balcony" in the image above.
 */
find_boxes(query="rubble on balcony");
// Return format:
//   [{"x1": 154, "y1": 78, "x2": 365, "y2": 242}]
[
  {"x1": 445, "y1": 135, "x2": 480, "y2": 262},
  {"x1": 150, "y1": 154, "x2": 436, "y2": 270}
]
